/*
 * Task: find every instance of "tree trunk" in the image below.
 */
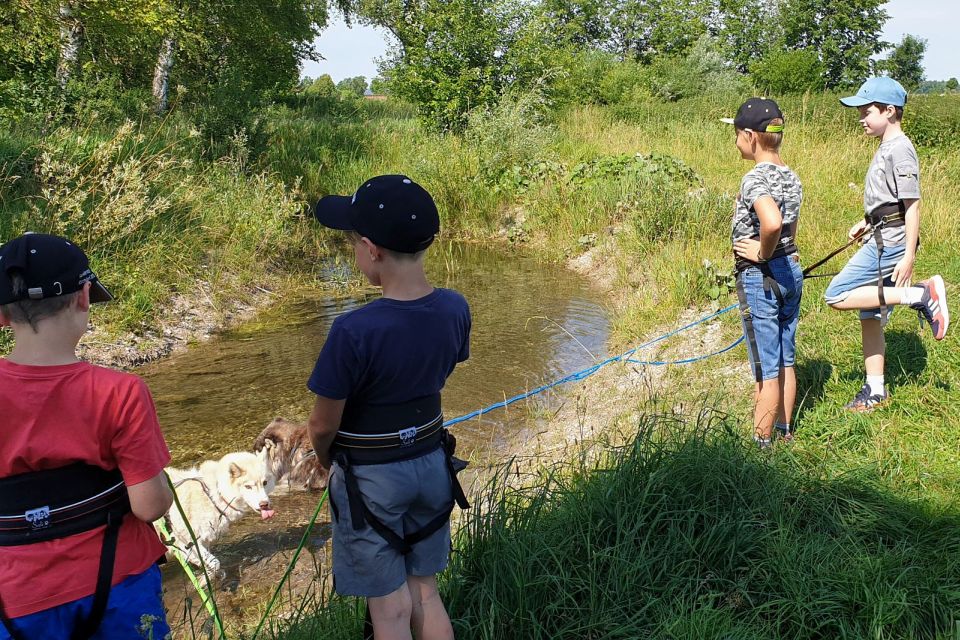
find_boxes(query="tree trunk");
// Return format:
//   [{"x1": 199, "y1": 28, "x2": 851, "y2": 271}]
[
  {"x1": 152, "y1": 37, "x2": 177, "y2": 113},
  {"x1": 56, "y1": 1, "x2": 83, "y2": 90}
]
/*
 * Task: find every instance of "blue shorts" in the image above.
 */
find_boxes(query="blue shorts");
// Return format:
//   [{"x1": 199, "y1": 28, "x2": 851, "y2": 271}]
[
  {"x1": 736, "y1": 255, "x2": 803, "y2": 382},
  {"x1": 329, "y1": 448, "x2": 453, "y2": 598},
  {"x1": 0, "y1": 565, "x2": 169, "y2": 640},
  {"x1": 824, "y1": 240, "x2": 905, "y2": 321}
]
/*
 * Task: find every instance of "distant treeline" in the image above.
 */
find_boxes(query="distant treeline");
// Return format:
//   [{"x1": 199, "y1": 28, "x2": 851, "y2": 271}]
[{"x1": 0, "y1": 0, "x2": 945, "y2": 135}]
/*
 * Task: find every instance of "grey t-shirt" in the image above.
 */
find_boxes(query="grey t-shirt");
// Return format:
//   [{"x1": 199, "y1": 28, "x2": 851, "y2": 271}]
[
  {"x1": 731, "y1": 162, "x2": 803, "y2": 252},
  {"x1": 863, "y1": 134, "x2": 921, "y2": 247}
]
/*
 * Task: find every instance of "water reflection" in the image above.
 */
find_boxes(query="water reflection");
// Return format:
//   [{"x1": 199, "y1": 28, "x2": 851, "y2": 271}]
[{"x1": 139, "y1": 243, "x2": 610, "y2": 465}]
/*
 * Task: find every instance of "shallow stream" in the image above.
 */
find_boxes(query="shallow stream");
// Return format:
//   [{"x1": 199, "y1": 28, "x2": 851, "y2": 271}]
[{"x1": 140, "y1": 243, "x2": 610, "y2": 635}]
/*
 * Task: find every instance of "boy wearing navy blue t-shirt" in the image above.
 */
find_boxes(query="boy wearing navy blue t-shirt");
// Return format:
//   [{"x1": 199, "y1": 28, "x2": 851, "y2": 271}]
[{"x1": 307, "y1": 175, "x2": 470, "y2": 640}]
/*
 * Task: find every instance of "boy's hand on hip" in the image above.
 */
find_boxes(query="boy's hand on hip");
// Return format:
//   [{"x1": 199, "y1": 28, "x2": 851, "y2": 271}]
[
  {"x1": 891, "y1": 255, "x2": 914, "y2": 288},
  {"x1": 848, "y1": 219, "x2": 868, "y2": 240},
  {"x1": 734, "y1": 238, "x2": 763, "y2": 261}
]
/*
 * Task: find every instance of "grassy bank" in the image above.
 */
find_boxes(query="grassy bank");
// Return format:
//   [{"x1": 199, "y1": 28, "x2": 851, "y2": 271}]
[
  {"x1": 3, "y1": 90, "x2": 958, "y2": 637},
  {"x1": 271, "y1": 408, "x2": 960, "y2": 639},
  {"x1": 0, "y1": 114, "x2": 322, "y2": 357},
  {"x1": 255, "y1": 93, "x2": 959, "y2": 638}
]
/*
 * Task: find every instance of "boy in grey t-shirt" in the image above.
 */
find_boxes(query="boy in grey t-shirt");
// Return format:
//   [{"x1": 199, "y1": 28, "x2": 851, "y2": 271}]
[{"x1": 824, "y1": 77, "x2": 950, "y2": 412}]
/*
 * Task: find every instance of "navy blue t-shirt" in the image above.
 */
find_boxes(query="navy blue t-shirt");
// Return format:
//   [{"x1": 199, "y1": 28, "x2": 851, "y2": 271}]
[{"x1": 307, "y1": 288, "x2": 471, "y2": 405}]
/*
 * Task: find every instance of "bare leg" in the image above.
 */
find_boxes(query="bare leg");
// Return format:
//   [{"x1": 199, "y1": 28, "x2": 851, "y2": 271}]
[
  {"x1": 754, "y1": 378, "x2": 780, "y2": 441},
  {"x1": 778, "y1": 366, "x2": 796, "y2": 426},
  {"x1": 368, "y1": 584, "x2": 414, "y2": 640},
  {"x1": 861, "y1": 318, "x2": 885, "y2": 377},
  {"x1": 828, "y1": 285, "x2": 907, "y2": 310},
  {"x1": 407, "y1": 575, "x2": 454, "y2": 640}
]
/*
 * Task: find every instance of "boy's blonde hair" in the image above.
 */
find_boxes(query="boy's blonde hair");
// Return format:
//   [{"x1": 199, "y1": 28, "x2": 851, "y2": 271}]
[
  {"x1": 0, "y1": 272, "x2": 79, "y2": 331},
  {"x1": 755, "y1": 118, "x2": 784, "y2": 152}
]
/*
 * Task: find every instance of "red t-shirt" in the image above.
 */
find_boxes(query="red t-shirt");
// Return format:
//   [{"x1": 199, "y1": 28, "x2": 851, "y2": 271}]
[{"x1": 0, "y1": 359, "x2": 171, "y2": 618}]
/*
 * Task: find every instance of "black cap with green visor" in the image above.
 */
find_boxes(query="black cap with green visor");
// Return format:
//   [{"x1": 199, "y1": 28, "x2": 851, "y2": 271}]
[{"x1": 720, "y1": 98, "x2": 785, "y2": 133}]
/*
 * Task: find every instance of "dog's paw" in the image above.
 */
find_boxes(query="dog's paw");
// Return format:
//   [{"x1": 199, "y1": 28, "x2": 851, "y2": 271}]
[{"x1": 203, "y1": 557, "x2": 221, "y2": 575}]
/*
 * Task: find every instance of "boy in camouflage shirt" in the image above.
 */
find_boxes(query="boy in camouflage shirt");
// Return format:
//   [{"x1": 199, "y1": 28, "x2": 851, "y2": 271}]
[{"x1": 723, "y1": 98, "x2": 804, "y2": 447}]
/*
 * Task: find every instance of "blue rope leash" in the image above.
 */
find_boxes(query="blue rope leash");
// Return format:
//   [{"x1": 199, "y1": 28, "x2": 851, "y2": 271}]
[{"x1": 443, "y1": 303, "x2": 739, "y2": 428}]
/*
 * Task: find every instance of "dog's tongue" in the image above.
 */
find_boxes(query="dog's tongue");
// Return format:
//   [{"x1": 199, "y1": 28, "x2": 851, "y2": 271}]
[{"x1": 260, "y1": 508, "x2": 276, "y2": 520}]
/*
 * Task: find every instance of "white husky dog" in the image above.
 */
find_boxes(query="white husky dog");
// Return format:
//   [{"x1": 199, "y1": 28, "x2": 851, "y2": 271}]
[{"x1": 162, "y1": 448, "x2": 277, "y2": 573}]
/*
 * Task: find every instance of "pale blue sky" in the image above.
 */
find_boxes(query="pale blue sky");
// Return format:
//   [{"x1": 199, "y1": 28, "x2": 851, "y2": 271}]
[{"x1": 301, "y1": 0, "x2": 958, "y2": 83}]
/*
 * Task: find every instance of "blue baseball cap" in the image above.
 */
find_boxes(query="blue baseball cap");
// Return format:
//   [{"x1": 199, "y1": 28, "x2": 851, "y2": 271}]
[{"x1": 840, "y1": 77, "x2": 907, "y2": 108}]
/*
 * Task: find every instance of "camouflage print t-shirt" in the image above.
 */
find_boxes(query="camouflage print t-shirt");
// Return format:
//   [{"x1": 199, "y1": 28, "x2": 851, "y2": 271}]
[{"x1": 731, "y1": 162, "x2": 803, "y2": 252}]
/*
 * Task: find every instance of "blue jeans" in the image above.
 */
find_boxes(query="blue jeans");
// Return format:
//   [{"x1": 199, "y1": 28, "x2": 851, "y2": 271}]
[
  {"x1": 0, "y1": 565, "x2": 170, "y2": 640},
  {"x1": 824, "y1": 239, "x2": 905, "y2": 321},
  {"x1": 736, "y1": 255, "x2": 803, "y2": 382}
]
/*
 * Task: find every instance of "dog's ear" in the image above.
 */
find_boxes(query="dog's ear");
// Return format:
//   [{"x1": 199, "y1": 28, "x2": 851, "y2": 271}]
[{"x1": 229, "y1": 463, "x2": 243, "y2": 479}]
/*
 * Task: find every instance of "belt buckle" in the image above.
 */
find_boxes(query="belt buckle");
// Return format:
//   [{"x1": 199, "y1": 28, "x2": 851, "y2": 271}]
[{"x1": 399, "y1": 426, "x2": 417, "y2": 447}]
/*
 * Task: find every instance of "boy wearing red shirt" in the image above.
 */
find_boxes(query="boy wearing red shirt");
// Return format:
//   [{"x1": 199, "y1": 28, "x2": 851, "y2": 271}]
[{"x1": 0, "y1": 233, "x2": 173, "y2": 640}]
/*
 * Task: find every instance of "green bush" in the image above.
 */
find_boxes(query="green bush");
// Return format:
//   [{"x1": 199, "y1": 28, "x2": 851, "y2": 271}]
[
  {"x1": 750, "y1": 48, "x2": 827, "y2": 94},
  {"x1": 466, "y1": 89, "x2": 556, "y2": 183},
  {"x1": 648, "y1": 36, "x2": 749, "y2": 102}
]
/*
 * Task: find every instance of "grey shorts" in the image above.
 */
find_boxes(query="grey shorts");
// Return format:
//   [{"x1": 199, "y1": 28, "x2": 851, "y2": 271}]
[{"x1": 328, "y1": 447, "x2": 453, "y2": 597}]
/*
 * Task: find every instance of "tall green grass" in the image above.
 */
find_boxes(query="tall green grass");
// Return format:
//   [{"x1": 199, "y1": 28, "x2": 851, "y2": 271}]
[
  {"x1": 269, "y1": 407, "x2": 960, "y2": 640},
  {"x1": 0, "y1": 114, "x2": 320, "y2": 337}
]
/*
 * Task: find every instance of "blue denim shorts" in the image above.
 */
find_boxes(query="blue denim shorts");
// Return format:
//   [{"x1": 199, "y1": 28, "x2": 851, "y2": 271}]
[
  {"x1": 736, "y1": 255, "x2": 804, "y2": 382},
  {"x1": 328, "y1": 447, "x2": 453, "y2": 598},
  {"x1": 1, "y1": 565, "x2": 169, "y2": 640},
  {"x1": 824, "y1": 240, "x2": 905, "y2": 321}
]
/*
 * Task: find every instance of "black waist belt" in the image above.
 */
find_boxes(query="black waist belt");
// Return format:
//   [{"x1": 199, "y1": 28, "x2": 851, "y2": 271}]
[
  {"x1": 332, "y1": 394, "x2": 446, "y2": 465},
  {"x1": 0, "y1": 463, "x2": 130, "y2": 640},
  {"x1": 734, "y1": 242, "x2": 798, "y2": 274},
  {"x1": 866, "y1": 201, "x2": 906, "y2": 228},
  {"x1": 733, "y1": 222, "x2": 798, "y2": 274}
]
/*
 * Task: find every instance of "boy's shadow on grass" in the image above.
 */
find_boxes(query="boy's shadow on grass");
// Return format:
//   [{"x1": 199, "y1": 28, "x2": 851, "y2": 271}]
[
  {"x1": 795, "y1": 358, "x2": 832, "y2": 422},
  {"x1": 837, "y1": 330, "x2": 929, "y2": 391}
]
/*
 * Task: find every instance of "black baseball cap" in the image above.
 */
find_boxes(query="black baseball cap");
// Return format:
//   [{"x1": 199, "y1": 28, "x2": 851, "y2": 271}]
[
  {"x1": 0, "y1": 233, "x2": 113, "y2": 305},
  {"x1": 721, "y1": 98, "x2": 785, "y2": 132},
  {"x1": 312, "y1": 175, "x2": 440, "y2": 253}
]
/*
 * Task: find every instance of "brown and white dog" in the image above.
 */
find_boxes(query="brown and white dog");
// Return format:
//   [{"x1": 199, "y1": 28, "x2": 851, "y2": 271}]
[{"x1": 253, "y1": 417, "x2": 328, "y2": 492}]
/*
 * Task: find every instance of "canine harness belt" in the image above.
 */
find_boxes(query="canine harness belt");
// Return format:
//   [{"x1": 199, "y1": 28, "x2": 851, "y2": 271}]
[
  {"x1": 331, "y1": 394, "x2": 470, "y2": 556},
  {"x1": 0, "y1": 463, "x2": 130, "y2": 640}
]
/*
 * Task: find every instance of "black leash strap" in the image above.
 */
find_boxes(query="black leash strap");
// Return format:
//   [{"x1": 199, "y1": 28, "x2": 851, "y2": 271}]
[
  {"x1": 802, "y1": 226, "x2": 870, "y2": 280},
  {"x1": 0, "y1": 599, "x2": 27, "y2": 640},
  {"x1": 72, "y1": 512, "x2": 122, "y2": 640},
  {"x1": 735, "y1": 275, "x2": 763, "y2": 383},
  {"x1": 336, "y1": 430, "x2": 470, "y2": 558},
  {"x1": 0, "y1": 512, "x2": 123, "y2": 640}
]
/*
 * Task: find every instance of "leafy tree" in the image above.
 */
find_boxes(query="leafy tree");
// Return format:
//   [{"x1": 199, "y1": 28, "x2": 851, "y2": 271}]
[
  {"x1": 750, "y1": 48, "x2": 826, "y2": 94},
  {"x1": 302, "y1": 74, "x2": 337, "y2": 97},
  {"x1": 781, "y1": 0, "x2": 888, "y2": 88},
  {"x1": 878, "y1": 34, "x2": 926, "y2": 92},
  {"x1": 336, "y1": 75, "x2": 368, "y2": 97},
  {"x1": 369, "y1": 75, "x2": 389, "y2": 95},
  {"x1": 947, "y1": 77, "x2": 960, "y2": 93},
  {"x1": 714, "y1": 0, "x2": 782, "y2": 73}
]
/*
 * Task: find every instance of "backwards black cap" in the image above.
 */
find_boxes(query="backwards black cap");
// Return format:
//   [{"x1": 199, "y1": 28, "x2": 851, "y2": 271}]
[
  {"x1": 721, "y1": 98, "x2": 785, "y2": 132},
  {"x1": 0, "y1": 233, "x2": 113, "y2": 306},
  {"x1": 312, "y1": 175, "x2": 440, "y2": 253}
]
